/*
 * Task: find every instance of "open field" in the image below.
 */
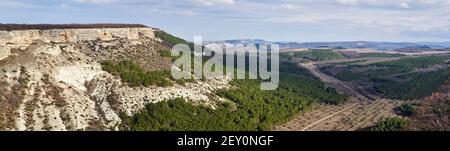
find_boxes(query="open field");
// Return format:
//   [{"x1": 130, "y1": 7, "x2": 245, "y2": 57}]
[{"x1": 274, "y1": 99, "x2": 412, "y2": 131}]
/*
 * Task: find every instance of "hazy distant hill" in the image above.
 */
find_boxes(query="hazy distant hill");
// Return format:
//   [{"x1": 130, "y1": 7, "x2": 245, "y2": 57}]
[
  {"x1": 417, "y1": 42, "x2": 450, "y2": 48},
  {"x1": 205, "y1": 39, "x2": 450, "y2": 51},
  {"x1": 204, "y1": 39, "x2": 268, "y2": 45}
]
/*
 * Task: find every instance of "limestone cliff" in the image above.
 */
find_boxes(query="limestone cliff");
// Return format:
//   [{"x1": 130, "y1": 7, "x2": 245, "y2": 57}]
[
  {"x1": 0, "y1": 26, "x2": 229, "y2": 131},
  {"x1": 0, "y1": 28, "x2": 154, "y2": 60}
]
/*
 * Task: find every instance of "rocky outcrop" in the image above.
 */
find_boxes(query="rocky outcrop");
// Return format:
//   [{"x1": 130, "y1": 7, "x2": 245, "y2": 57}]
[
  {"x1": 0, "y1": 27, "x2": 229, "y2": 131},
  {"x1": 0, "y1": 28, "x2": 155, "y2": 61},
  {"x1": 0, "y1": 27, "x2": 155, "y2": 43}
]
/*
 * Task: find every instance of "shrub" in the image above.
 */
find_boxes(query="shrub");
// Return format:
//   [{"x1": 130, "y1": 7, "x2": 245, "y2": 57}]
[
  {"x1": 371, "y1": 117, "x2": 409, "y2": 131},
  {"x1": 101, "y1": 60, "x2": 173, "y2": 87},
  {"x1": 395, "y1": 104, "x2": 417, "y2": 116},
  {"x1": 158, "y1": 49, "x2": 172, "y2": 58}
]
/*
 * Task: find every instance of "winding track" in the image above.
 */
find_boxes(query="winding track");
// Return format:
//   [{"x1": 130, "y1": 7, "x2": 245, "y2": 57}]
[
  {"x1": 301, "y1": 63, "x2": 370, "y2": 101},
  {"x1": 273, "y1": 59, "x2": 403, "y2": 131}
]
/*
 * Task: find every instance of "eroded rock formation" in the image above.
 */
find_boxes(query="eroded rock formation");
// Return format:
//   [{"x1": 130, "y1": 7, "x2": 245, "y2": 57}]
[{"x1": 0, "y1": 27, "x2": 229, "y2": 131}]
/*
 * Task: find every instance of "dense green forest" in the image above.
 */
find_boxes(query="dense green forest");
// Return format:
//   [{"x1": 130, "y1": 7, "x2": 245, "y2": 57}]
[
  {"x1": 371, "y1": 55, "x2": 450, "y2": 74},
  {"x1": 334, "y1": 68, "x2": 364, "y2": 81},
  {"x1": 375, "y1": 70, "x2": 450, "y2": 100},
  {"x1": 101, "y1": 60, "x2": 177, "y2": 87},
  {"x1": 296, "y1": 49, "x2": 346, "y2": 61},
  {"x1": 120, "y1": 62, "x2": 347, "y2": 131},
  {"x1": 336, "y1": 55, "x2": 450, "y2": 81},
  {"x1": 333, "y1": 55, "x2": 450, "y2": 100},
  {"x1": 358, "y1": 53, "x2": 405, "y2": 58}
]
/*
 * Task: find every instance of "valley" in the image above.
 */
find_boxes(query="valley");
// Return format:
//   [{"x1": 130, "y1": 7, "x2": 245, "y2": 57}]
[
  {"x1": 275, "y1": 49, "x2": 450, "y2": 131},
  {"x1": 1, "y1": 24, "x2": 449, "y2": 131},
  {"x1": 2, "y1": 1, "x2": 450, "y2": 149}
]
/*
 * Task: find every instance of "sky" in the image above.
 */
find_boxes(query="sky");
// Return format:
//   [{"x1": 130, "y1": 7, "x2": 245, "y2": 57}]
[{"x1": 0, "y1": 0, "x2": 450, "y2": 42}]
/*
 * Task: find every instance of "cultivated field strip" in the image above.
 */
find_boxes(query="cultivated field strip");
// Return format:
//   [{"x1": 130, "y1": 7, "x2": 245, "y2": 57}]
[
  {"x1": 273, "y1": 100, "x2": 401, "y2": 131},
  {"x1": 273, "y1": 102, "x2": 358, "y2": 131},
  {"x1": 336, "y1": 100, "x2": 398, "y2": 131},
  {"x1": 273, "y1": 60, "x2": 409, "y2": 131}
]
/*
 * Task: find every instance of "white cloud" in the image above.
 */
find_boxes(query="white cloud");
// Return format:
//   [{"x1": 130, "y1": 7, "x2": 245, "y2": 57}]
[
  {"x1": 194, "y1": 0, "x2": 234, "y2": 6},
  {"x1": 77, "y1": 0, "x2": 117, "y2": 4},
  {"x1": 264, "y1": 5, "x2": 450, "y2": 34},
  {"x1": 272, "y1": 3, "x2": 302, "y2": 12},
  {"x1": 336, "y1": 0, "x2": 358, "y2": 6},
  {"x1": 398, "y1": 2, "x2": 411, "y2": 8},
  {"x1": 0, "y1": 0, "x2": 33, "y2": 8},
  {"x1": 279, "y1": 4, "x2": 300, "y2": 10},
  {"x1": 176, "y1": 10, "x2": 197, "y2": 16},
  {"x1": 177, "y1": 0, "x2": 450, "y2": 35},
  {"x1": 335, "y1": 0, "x2": 450, "y2": 9}
]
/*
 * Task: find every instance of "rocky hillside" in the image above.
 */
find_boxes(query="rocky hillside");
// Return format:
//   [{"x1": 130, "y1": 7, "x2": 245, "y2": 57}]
[{"x1": 0, "y1": 25, "x2": 229, "y2": 131}]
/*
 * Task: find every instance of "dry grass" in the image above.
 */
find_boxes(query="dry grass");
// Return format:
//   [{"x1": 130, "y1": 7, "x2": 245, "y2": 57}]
[
  {"x1": 407, "y1": 93, "x2": 450, "y2": 131},
  {"x1": 0, "y1": 66, "x2": 30, "y2": 130}
]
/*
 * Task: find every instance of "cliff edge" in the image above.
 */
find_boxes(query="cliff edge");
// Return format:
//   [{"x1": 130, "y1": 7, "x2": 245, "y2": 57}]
[{"x1": 0, "y1": 24, "x2": 229, "y2": 131}]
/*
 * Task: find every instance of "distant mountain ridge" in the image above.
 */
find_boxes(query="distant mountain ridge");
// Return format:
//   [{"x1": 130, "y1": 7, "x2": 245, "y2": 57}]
[
  {"x1": 205, "y1": 39, "x2": 450, "y2": 51},
  {"x1": 0, "y1": 23, "x2": 147, "y2": 31}
]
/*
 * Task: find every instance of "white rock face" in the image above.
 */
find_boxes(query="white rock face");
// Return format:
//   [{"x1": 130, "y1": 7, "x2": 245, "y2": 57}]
[
  {"x1": 15, "y1": 104, "x2": 27, "y2": 131},
  {"x1": 0, "y1": 27, "x2": 230, "y2": 131},
  {"x1": 88, "y1": 74, "x2": 230, "y2": 116},
  {"x1": 59, "y1": 88, "x2": 101, "y2": 130},
  {"x1": 0, "y1": 45, "x2": 10, "y2": 60},
  {"x1": 0, "y1": 27, "x2": 155, "y2": 61},
  {"x1": 54, "y1": 64, "x2": 105, "y2": 92},
  {"x1": 44, "y1": 105, "x2": 67, "y2": 131},
  {"x1": 34, "y1": 45, "x2": 62, "y2": 56},
  {"x1": 0, "y1": 28, "x2": 155, "y2": 45}
]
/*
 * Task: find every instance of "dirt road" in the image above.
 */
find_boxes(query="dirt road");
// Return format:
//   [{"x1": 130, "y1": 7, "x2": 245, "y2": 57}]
[
  {"x1": 301, "y1": 63, "x2": 370, "y2": 101},
  {"x1": 274, "y1": 98, "x2": 405, "y2": 131},
  {"x1": 273, "y1": 60, "x2": 405, "y2": 131}
]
